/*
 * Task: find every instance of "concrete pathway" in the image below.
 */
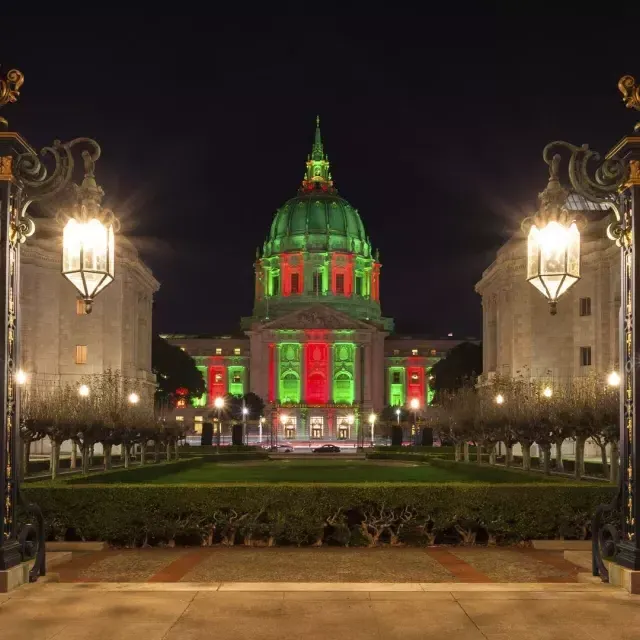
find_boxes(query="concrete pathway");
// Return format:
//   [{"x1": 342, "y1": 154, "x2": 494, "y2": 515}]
[
  {"x1": 50, "y1": 547, "x2": 583, "y2": 584},
  {"x1": 1, "y1": 580, "x2": 638, "y2": 639}
]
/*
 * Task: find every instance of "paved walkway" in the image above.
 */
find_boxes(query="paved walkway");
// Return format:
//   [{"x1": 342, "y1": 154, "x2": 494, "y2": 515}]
[
  {"x1": 49, "y1": 547, "x2": 584, "y2": 584},
  {"x1": 1, "y1": 580, "x2": 638, "y2": 639}
]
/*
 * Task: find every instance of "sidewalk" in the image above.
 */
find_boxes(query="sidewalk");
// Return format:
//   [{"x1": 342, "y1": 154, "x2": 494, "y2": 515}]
[{"x1": 1, "y1": 580, "x2": 638, "y2": 639}]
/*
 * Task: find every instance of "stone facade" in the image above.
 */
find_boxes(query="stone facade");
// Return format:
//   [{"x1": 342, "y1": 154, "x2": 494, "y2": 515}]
[
  {"x1": 476, "y1": 212, "x2": 620, "y2": 381},
  {"x1": 21, "y1": 225, "x2": 159, "y2": 455}
]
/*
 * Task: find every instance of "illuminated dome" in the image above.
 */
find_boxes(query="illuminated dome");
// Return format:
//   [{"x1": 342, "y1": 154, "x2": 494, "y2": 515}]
[{"x1": 250, "y1": 117, "x2": 391, "y2": 329}]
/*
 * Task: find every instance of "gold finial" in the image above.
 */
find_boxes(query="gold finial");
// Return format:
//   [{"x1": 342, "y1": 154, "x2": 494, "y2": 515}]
[
  {"x1": 0, "y1": 68, "x2": 24, "y2": 127},
  {"x1": 619, "y1": 75, "x2": 640, "y2": 131}
]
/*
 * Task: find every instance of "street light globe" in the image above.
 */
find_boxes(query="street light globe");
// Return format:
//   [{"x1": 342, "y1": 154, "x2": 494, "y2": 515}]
[
  {"x1": 128, "y1": 392, "x2": 139, "y2": 405},
  {"x1": 369, "y1": 413, "x2": 376, "y2": 424},
  {"x1": 410, "y1": 398, "x2": 420, "y2": 410},
  {"x1": 607, "y1": 371, "x2": 621, "y2": 387},
  {"x1": 78, "y1": 384, "x2": 90, "y2": 397},
  {"x1": 260, "y1": 417, "x2": 265, "y2": 424},
  {"x1": 214, "y1": 396, "x2": 224, "y2": 409},
  {"x1": 62, "y1": 217, "x2": 115, "y2": 311},
  {"x1": 242, "y1": 407, "x2": 249, "y2": 415},
  {"x1": 495, "y1": 394, "x2": 504, "y2": 405},
  {"x1": 543, "y1": 386, "x2": 553, "y2": 398},
  {"x1": 280, "y1": 414, "x2": 288, "y2": 425},
  {"x1": 395, "y1": 408, "x2": 401, "y2": 416},
  {"x1": 347, "y1": 414, "x2": 354, "y2": 425},
  {"x1": 15, "y1": 369, "x2": 27, "y2": 385}
]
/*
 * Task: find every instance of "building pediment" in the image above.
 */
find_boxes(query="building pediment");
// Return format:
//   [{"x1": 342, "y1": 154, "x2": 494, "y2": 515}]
[{"x1": 260, "y1": 304, "x2": 375, "y2": 331}]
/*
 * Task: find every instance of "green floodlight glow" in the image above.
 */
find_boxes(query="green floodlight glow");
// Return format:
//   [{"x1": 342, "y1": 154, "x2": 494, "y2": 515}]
[
  {"x1": 388, "y1": 366, "x2": 405, "y2": 406},
  {"x1": 228, "y1": 365, "x2": 245, "y2": 396},
  {"x1": 332, "y1": 342, "x2": 356, "y2": 404}
]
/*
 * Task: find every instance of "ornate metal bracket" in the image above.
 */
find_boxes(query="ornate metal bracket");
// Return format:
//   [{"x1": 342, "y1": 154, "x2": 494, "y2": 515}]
[
  {"x1": 17, "y1": 487, "x2": 46, "y2": 582},
  {"x1": 593, "y1": 483, "x2": 622, "y2": 582},
  {"x1": 619, "y1": 75, "x2": 640, "y2": 131}
]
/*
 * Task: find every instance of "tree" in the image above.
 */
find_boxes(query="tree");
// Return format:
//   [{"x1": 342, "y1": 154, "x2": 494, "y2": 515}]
[
  {"x1": 430, "y1": 342, "x2": 482, "y2": 396},
  {"x1": 152, "y1": 334, "x2": 205, "y2": 404}
]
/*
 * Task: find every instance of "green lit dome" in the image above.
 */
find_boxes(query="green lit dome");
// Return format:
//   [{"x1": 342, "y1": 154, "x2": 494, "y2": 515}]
[{"x1": 264, "y1": 190, "x2": 371, "y2": 258}]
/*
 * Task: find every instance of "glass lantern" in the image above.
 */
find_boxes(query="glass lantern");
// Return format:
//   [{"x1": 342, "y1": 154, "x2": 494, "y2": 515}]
[
  {"x1": 62, "y1": 217, "x2": 115, "y2": 311},
  {"x1": 527, "y1": 219, "x2": 580, "y2": 314}
]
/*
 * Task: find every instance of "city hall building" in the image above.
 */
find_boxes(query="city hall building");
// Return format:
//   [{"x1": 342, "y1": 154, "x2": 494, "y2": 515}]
[{"x1": 166, "y1": 120, "x2": 467, "y2": 441}]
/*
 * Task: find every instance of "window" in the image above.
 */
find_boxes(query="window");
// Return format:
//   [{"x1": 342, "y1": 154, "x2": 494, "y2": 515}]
[
  {"x1": 75, "y1": 345, "x2": 87, "y2": 364},
  {"x1": 176, "y1": 416, "x2": 184, "y2": 421},
  {"x1": 215, "y1": 348, "x2": 222, "y2": 355},
  {"x1": 335, "y1": 273, "x2": 345, "y2": 294},
  {"x1": 580, "y1": 346, "x2": 592, "y2": 367},
  {"x1": 579, "y1": 297, "x2": 592, "y2": 316},
  {"x1": 392, "y1": 371, "x2": 401, "y2": 384},
  {"x1": 291, "y1": 273, "x2": 300, "y2": 294},
  {"x1": 411, "y1": 373, "x2": 419, "y2": 382},
  {"x1": 411, "y1": 349, "x2": 418, "y2": 356},
  {"x1": 312, "y1": 270, "x2": 322, "y2": 294},
  {"x1": 214, "y1": 373, "x2": 223, "y2": 383},
  {"x1": 233, "y1": 373, "x2": 242, "y2": 384},
  {"x1": 393, "y1": 349, "x2": 400, "y2": 356},
  {"x1": 355, "y1": 274, "x2": 363, "y2": 296},
  {"x1": 195, "y1": 416, "x2": 203, "y2": 422},
  {"x1": 430, "y1": 349, "x2": 437, "y2": 356},
  {"x1": 234, "y1": 348, "x2": 241, "y2": 355},
  {"x1": 76, "y1": 299, "x2": 87, "y2": 315},
  {"x1": 272, "y1": 274, "x2": 280, "y2": 295},
  {"x1": 180, "y1": 347, "x2": 186, "y2": 352}
]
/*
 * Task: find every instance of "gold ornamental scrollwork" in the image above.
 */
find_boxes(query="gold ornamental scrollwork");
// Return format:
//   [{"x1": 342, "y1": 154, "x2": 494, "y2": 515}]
[
  {"x1": 0, "y1": 155, "x2": 12, "y2": 180},
  {"x1": 619, "y1": 75, "x2": 640, "y2": 130},
  {"x1": 0, "y1": 68, "x2": 23, "y2": 126}
]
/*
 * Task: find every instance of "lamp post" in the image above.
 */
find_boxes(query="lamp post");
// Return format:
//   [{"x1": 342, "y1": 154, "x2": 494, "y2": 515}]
[
  {"x1": 214, "y1": 396, "x2": 224, "y2": 452},
  {"x1": 0, "y1": 68, "x2": 118, "y2": 580},
  {"x1": 410, "y1": 398, "x2": 420, "y2": 446},
  {"x1": 369, "y1": 412, "x2": 376, "y2": 446},
  {"x1": 524, "y1": 74, "x2": 640, "y2": 582},
  {"x1": 259, "y1": 416, "x2": 265, "y2": 444},
  {"x1": 242, "y1": 405, "x2": 249, "y2": 446},
  {"x1": 280, "y1": 413, "x2": 287, "y2": 448}
]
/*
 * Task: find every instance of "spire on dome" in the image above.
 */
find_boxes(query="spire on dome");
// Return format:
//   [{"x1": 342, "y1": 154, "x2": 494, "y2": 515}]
[
  {"x1": 301, "y1": 115, "x2": 335, "y2": 194},
  {"x1": 312, "y1": 114, "x2": 323, "y2": 160}
]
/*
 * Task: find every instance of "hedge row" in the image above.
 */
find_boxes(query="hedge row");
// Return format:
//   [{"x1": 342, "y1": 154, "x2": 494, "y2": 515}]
[
  {"x1": 24, "y1": 481, "x2": 614, "y2": 547},
  {"x1": 27, "y1": 455, "x2": 125, "y2": 475},
  {"x1": 179, "y1": 445, "x2": 264, "y2": 453}
]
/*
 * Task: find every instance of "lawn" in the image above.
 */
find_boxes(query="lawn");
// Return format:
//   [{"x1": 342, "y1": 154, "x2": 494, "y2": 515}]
[{"x1": 79, "y1": 458, "x2": 565, "y2": 484}]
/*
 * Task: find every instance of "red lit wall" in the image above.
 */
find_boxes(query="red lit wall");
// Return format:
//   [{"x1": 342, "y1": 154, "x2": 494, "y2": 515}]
[
  {"x1": 281, "y1": 253, "x2": 304, "y2": 296},
  {"x1": 305, "y1": 342, "x2": 329, "y2": 404},
  {"x1": 268, "y1": 343, "x2": 275, "y2": 403},
  {"x1": 371, "y1": 263, "x2": 381, "y2": 301},
  {"x1": 406, "y1": 364, "x2": 425, "y2": 408},
  {"x1": 331, "y1": 253, "x2": 354, "y2": 296},
  {"x1": 209, "y1": 362, "x2": 226, "y2": 404}
]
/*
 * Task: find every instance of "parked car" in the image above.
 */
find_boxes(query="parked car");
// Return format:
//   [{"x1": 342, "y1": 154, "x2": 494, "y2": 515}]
[
  {"x1": 265, "y1": 443, "x2": 294, "y2": 453},
  {"x1": 312, "y1": 444, "x2": 341, "y2": 453}
]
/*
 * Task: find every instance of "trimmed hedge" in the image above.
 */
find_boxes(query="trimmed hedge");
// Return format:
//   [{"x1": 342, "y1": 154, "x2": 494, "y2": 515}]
[
  {"x1": 25, "y1": 479, "x2": 614, "y2": 547},
  {"x1": 27, "y1": 454, "x2": 127, "y2": 475}
]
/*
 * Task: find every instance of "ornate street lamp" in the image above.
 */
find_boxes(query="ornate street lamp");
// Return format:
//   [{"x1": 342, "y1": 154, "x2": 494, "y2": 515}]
[
  {"x1": 61, "y1": 147, "x2": 117, "y2": 313},
  {"x1": 525, "y1": 74, "x2": 640, "y2": 583},
  {"x1": 523, "y1": 155, "x2": 582, "y2": 315},
  {"x1": 0, "y1": 67, "x2": 117, "y2": 583}
]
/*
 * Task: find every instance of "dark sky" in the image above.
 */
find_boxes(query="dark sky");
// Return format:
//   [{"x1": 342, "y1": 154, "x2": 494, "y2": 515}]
[{"x1": 2, "y1": 14, "x2": 638, "y2": 337}]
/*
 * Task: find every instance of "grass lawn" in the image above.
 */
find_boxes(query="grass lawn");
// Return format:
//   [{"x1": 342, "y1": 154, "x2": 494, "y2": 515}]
[{"x1": 82, "y1": 459, "x2": 566, "y2": 484}]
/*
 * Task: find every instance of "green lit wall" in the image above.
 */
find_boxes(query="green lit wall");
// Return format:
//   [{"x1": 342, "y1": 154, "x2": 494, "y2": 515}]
[
  {"x1": 192, "y1": 365, "x2": 208, "y2": 407},
  {"x1": 278, "y1": 343, "x2": 301, "y2": 403},
  {"x1": 227, "y1": 365, "x2": 245, "y2": 397},
  {"x1": 427, "y1": 367, "x2": 435, "y2": 405},
  {"x1": 388, "y1": 366, "x2": 405, "y2": 406},
  {"x1": 332, "y1": 342, "x2": 355, "y2": 404}
]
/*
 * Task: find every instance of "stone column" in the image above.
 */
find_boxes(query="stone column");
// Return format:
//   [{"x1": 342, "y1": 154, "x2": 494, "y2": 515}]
[
  {"x1": 363, "y1": 343, "x2": 372, "y2": 406},
  {"x1": 301, "y1": 342, "x2": 307, "y2": 404},
  {"x1": 328, "y1": 340, "x2": 334, "y2": 403},
  {"x1": 354, "y1": 344, "x2": 362, "y2": 404}
]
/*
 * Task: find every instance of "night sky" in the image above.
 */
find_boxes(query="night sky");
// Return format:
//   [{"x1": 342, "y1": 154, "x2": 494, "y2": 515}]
[{"x1": 2, "y1": 15, "x2": 638, "y2": 338}]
